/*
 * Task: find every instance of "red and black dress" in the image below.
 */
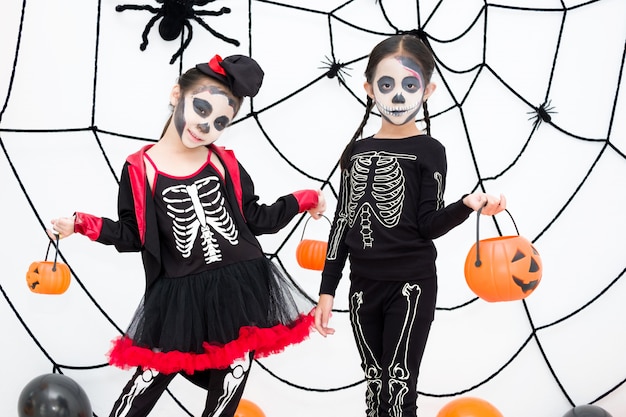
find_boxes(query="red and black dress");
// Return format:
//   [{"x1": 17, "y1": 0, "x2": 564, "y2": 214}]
[{"x1": 74, "y1": 144, "x2": 315, "y2": 375}]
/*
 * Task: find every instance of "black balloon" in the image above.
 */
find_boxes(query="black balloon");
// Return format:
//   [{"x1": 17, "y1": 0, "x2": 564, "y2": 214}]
[
  {"x1": 18, "y1": 373, "x2": 92, "y2": 417},
  {"x1": 562, "y1": 404, "x2": 613, "y2": 417}
]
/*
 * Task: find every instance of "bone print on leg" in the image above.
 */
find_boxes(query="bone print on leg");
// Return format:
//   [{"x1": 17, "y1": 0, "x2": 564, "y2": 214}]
[
  {"x1": 110, "y1": 369, "x2": 169, "y2": 417},
  {"x1": 388, "y1": 283, "x2": 422, "y2": 416},
  {"x1": 205, "y1": 353, "x2": 252, "y2": 417},
  {"x1": 351, "y1": 291, "x2": 382, "y2": 417}
]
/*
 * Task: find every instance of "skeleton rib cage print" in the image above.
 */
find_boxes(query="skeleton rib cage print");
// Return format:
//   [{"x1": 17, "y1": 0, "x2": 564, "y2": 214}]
[{"x1": 162, "y1": 175, "x2": 239, "y2": 264}]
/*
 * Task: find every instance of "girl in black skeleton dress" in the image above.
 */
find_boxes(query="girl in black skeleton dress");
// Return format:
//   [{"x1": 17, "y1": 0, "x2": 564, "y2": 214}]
[
  {"x1": 48, "y1": 54, "x2": 326, "y2": 417},
  {"x1": 313, "y1": 34, "x2": 505, "y2": 417}
]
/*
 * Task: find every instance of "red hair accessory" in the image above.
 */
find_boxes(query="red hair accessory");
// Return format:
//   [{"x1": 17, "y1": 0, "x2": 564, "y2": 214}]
[
  {"x1": 208, "y1": 55, "x2": 226, "y2": 76},
  {"x1": 196, "y1": 55, "x2": 264, "y2": 97}
]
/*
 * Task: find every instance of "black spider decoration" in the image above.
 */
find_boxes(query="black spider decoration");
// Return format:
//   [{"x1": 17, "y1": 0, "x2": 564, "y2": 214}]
[
  {"x1": 527, "y1": 99, "x2": 557, "y2": 132},
  {"x1": 319, "y1": 56, "x2": 351, "y2": 84},
  {"x1": 116, "y1": 0, "x2": 240, "y2": 64}
]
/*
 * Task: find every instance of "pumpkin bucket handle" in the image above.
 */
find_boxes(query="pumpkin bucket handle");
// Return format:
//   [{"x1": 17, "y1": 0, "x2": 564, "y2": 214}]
[
  {"x1": 474, "y1": 207, "x2": 519, "y2": 267},
  {"x1": 299, "y1": 214, "x2": 331, "y2": 241},
  {"x1": 44, "y1": 233, "x2": 62, "y2": 272}
]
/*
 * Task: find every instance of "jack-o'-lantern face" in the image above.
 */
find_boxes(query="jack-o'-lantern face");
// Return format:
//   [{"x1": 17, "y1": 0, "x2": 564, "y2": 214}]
[
  {"x1": 510, "y1": 244, "x2": 541, "y2": 294},
  {"x1": 26, "y1": 261, "x2": 71, "y2": 295},
  {"x1": 464, "y1": 236, "x2": 542, "y2": 302}
]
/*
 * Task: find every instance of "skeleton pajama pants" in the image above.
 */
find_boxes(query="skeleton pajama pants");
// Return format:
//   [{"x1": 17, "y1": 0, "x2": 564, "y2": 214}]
[
  {"x1": 349, "y1": 276, "x2": 436, "y2": 417},
  {"x1": 109, "y1": 352, "x2": 254, "y2": 417}
]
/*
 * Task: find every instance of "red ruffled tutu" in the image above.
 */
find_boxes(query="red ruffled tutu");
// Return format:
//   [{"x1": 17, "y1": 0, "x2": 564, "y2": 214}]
[{"x1": 107, "y1": 257, "x2": 315, "y2": 374}]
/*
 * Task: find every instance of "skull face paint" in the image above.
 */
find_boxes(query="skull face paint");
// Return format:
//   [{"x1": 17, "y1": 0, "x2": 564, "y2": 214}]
[
  {"x1": 174, "y1": 84, "x2": 237, "y2": 146},
  {"x1": 373, "y1": 56, "x2": 426, "y2": 126}
]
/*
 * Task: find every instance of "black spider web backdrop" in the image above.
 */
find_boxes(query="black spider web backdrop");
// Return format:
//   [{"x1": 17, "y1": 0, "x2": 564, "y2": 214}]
[{"x1": 1, "y1": 0, "x2": 625, "y2": 416}]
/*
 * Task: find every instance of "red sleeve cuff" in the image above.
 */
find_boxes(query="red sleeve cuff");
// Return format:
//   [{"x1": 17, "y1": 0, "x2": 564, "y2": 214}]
[
  {"x1": 292, "y1": 190, "x2": 318, "y2": 213},
  {"x1": 74, "y1": 212, "x2": 103, "y2": 241}
]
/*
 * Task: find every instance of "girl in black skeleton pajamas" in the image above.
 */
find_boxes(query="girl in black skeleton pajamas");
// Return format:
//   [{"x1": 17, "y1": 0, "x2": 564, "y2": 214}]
[
  {"x1": 314, "y1": 34, "x2": 506, "y2": 417},
  {"x1": 48, "y1": 54, "x2": 326, "y2": 417}
]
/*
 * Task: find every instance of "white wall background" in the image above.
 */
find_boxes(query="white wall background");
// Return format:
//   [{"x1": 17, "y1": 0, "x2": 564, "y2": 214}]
[{"x1": 1, "y1": 0, "x2": 625, "y2": 416}]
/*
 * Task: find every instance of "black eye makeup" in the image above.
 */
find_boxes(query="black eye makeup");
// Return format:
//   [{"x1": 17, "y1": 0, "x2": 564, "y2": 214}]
[
  {"x1": 402, "y1": 76, "x2": 421, "y2": 93},
  {"x1": 377, "y1": 76, "x2": 395, "y2": 94},
  {"x1": 193, "y1": 97, "x2": 213, "y2": 117},
  {"x1": 214, "y1": 115, "x2": 230, "y2": 131}
]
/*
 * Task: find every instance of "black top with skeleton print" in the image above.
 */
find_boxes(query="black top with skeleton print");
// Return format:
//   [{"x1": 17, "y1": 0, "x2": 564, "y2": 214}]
[
  {"x1": 320, "y1": 134, "x2": 473, "y2": 296},
  {"x1": 83, "y1": 144, "x2": 303, "y2": 290},
  {"x1": 152, "y1": 158, "x2": 262, "y2": 278}
]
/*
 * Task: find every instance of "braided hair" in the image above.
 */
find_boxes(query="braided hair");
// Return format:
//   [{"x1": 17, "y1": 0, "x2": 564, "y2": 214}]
[{"x1": 339, "y1": 34, "x2": 435, "y2": 170}]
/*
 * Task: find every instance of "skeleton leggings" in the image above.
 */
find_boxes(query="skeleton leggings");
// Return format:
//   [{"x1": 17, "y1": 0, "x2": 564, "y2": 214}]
[
  {"x1": 349, "y1": 276, "x2": 436, "y2": 417},
  {"x1": 109, "y1": 352, "x2": 253, "y2": 417}
]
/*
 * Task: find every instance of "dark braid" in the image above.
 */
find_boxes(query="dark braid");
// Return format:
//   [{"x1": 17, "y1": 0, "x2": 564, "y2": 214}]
[
  {"x1": 423, "y1": 100, "x2": 431, "y2": 136},
  {"x1": 339, "y1": 96, "x2": 374, "y2": 170}
]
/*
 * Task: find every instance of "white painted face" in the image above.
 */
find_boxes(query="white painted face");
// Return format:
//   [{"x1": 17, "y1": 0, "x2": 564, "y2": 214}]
[
  {"x1": 173, "y1": 83, "x2": 237, "y2": 147},
  {"x1": 372, "y1": 56, "x2": 426, "y2": 126}
]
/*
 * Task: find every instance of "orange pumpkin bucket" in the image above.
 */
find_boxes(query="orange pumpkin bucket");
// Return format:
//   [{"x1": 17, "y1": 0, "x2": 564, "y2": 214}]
[
  {"x1": 464, "y1": 208, "x2": 542, "y2": 302},
  {"x1": 296, "y1": 215, "x2": 331, "y2": 271},
  {"x1": 26, "y1": 234, "x2": 71, "y2": 295}
]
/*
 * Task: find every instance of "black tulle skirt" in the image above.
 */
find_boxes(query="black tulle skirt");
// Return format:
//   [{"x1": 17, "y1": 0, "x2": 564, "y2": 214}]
[{"x1": 108, "y1": 257, "x2": 315, "y2": 374}]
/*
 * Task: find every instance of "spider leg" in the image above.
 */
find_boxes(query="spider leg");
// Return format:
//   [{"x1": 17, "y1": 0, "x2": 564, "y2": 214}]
[
  {"x1": 195, "y1": 7, "x2": 231, "y2": 17},
  {"x1": 169, "y1": 21, "x2": 194, "y2": 64},
  {"x1": 140, "y1": 14, "x2": 163, "y2": 50},
  {"x1": 115, "y1": 4, "x2": 159, "y2": 13},
  {"x1": 193, "y1": 16, "x2": 240, "y2": 46},
  {"x1": 319, "y1": 56, "x2": 351, "y2": 84}
]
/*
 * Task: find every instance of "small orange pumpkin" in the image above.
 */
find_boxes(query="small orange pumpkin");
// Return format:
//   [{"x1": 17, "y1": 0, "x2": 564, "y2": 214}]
[
  {"x1": 464, "y1": 209, "x2": 542, "y2": 302},
  {"x1": 26, "y1": 235, "x2": 71, "y2": 295},
  {"x1": 437, "y1": 396, "x2": 503, "y2": 417},
  {"x1": 296, "y1": 215, "x2": 330, "y2": 271},
  {"x1": 235, "y1": 398, "x2": 266, "y2": 417}
]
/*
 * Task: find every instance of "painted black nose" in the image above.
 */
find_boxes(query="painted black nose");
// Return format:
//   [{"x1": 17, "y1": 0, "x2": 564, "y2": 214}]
[
  {"x1": 392, "y1": 93, "x2": 405, "y2": 104},
  {"x1": 198, "y1": 123, "x2": 210, "y2": 134}
]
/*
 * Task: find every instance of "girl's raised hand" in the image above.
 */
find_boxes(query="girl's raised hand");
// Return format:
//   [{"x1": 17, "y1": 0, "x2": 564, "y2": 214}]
[
  {"x1": 463, "y1": 193, "x2": 507, "y2": 215},
  {"x1": 46, "y1": 216, "x2": 76, "y2": 240},
  {"x1": 307, "y1": 190, "x2": 327, "y2": 220}
]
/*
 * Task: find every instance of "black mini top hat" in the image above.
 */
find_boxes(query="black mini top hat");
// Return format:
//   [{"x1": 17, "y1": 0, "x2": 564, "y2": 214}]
[{"x1": 196, "y1": 54, "x2": 264, "y2": 98}]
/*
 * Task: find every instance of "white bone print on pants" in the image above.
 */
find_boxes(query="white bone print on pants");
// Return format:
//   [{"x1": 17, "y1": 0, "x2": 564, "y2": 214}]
[
  {"x1": 111, "y1": 369, "x2": 159, "y2": 417},
  {"x1": 207, "y1": 353, "x2": 252, "y2": 417},
  {"x1": 351, "y1": 283, "x2": 422, "y2": 417},
  {"x1": 162, "y1": 175, "x2": 238, "y2": 264},
  {"x1": 388, "y1": 283, "x2": 421, "y2": 416},
  {"x1": 351, "y1": 291, "x2": 382, "y2": 417}
]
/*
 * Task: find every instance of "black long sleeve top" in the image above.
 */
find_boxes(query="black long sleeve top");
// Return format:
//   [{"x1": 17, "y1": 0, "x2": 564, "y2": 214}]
[{"x1": 320, "y1": 135, "x2": 474, "y2": 296}]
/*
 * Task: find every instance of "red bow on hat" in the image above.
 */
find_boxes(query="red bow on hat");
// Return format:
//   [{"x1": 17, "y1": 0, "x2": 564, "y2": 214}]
[{"x1": 208, "y1": 55, "x2": 226, "y2": 76}]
